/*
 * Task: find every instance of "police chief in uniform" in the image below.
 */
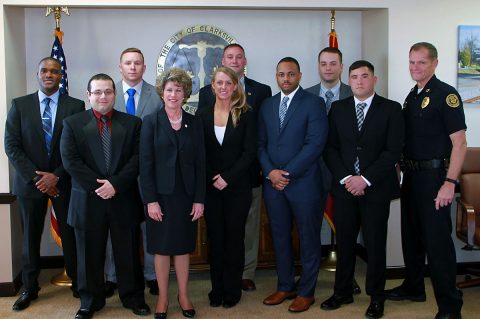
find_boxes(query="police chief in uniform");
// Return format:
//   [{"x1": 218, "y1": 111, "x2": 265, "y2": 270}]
[{"x1": 385, "y1": 42, "x2": 465, "y2": 319}]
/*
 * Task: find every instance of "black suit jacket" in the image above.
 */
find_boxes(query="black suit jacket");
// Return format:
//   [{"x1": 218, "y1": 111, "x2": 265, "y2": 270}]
[
  {"x1": 198, "y1": 76, "x2": 271, "y2": 187},
  {"x1": 4, "y1": 92, "x2": 85, "y2": 197},
  {"x1": 60, "y1": 109, "x2": 143, "y2": 230},
  {"x1": 324, "y1": 94, "x2": 405, "y2": 201},
  {"x1": 196, "y1": 106, "x2": 257, "y2": 192},
  {"x1": 139, "y1": 109, "x2": 206, "y2": 204}
]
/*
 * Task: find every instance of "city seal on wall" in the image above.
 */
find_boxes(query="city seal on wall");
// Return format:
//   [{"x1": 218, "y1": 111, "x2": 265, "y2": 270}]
[{"x1": 157, "y1": 25, "x2": 238, "y2": 114}]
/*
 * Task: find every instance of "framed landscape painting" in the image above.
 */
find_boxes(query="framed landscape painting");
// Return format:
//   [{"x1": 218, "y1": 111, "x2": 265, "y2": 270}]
[{"x1": 458, "y1": 25, "x2": 480, "y2": 104}]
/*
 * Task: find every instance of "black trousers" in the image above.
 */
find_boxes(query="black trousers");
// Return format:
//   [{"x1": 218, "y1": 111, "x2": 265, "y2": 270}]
[
  {"x1": 333, "y1": 196, "x2": 390, "y2": 301},
  {"x1": 204, "y1": 186, "x2": 251, "y2": 303},
  {"x1": 401, "y1": 168, "x2": 463, "y2": 314},
  {"x1": 17, "y1": 193, "x2": 77, "y2": 292},
  {"x1": 75, "y1": 214, "x2": 145, "y2": 311}
]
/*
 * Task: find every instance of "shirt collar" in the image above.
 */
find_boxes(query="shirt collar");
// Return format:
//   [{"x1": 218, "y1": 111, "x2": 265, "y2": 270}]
[
  {"x1": 354, "y1": 93, "x2": 375, "y2": 108},
  {"x1": 38, "y1": 89, "x2": 60, "y2": 105},
  {"x1": 281, "y1": 85, "x2": 300, "y2": 102},
  {"x1": 122, "y1": 80, "x2": 143, "y2": 95},
  {"x1": 320, "y1": 81, "x2": 341, "y2": 98},
  {"x1": 92, "y1": 108, "x2": 114, "y2": 121}
]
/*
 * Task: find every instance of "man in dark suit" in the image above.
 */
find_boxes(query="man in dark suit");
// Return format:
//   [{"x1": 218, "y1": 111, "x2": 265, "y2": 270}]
[
  {"x1": 306, "y1": 46, "x2": 361, "y2": 295},
  {"x1": 198, "y1": 43, "x2": 272, "y2": 292},
  {"x1": 259, "y1": 57, "x2": 328, "y2": 313},
  {"x1": 60, "y1": 74, "x2": 150, "y2": 319},
  {"x1": 5, "y1": 57, "x2": 85, "y2": 311},
  {"x1": 321, "y1": 60, "x2": 404, "y2": 319},
  {"x1": 104, "y1": 47, "x2": 163, "y2": 297}
]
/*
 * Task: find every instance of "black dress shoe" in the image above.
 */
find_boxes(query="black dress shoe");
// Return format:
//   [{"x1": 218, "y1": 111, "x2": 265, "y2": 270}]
[
  {"x1": 366, "y1": 300, "x2": 384, "y2": 319},
  {"x1": 181, "y1": 307, "x2": 196, "y2": 318},
  {"x1": 125, "y1": 302, "x2": 151, "y2": 316},
  {"x1": 146, "y1": 280, "x2": 159, "y2": 295},
  {"x1": 222, "y1": 299, "x2": 239, "y2": 308},
  {"x1": 241, "y1": 279, "x2": 256, "y2": 291},
  {"x1": 12, "y1": 291, "x2": 39, "y2": 311},
  {"x1": 209, "y1": 299, "x2": 222, "y2": 307},
  {"x1": 104, "y1": 281, "x2": 117, "y2": 298},
  {"x1": 75, "y1": 308, "x2": 94, "y2": 319},
  {"x1": 434, "y1": 313, "x2": 462, "y2": 319},
  {"x1": 352, "y1": 279, "x2": 362, "y2": 295},
  {"x1": 154, "y1": 312, "x2": 167, "y2": 319},
  {"x1": 384, "y1": 285, "x2": 426, "y2": 302},
  {"x1": 320, "y1": 294, "x2": 354, "y2": 310}
]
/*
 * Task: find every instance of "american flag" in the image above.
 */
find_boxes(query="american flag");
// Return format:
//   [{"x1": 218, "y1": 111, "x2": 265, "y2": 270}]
[{"x1": 50, "y1": 36, "x2": 68, "y2": 95}]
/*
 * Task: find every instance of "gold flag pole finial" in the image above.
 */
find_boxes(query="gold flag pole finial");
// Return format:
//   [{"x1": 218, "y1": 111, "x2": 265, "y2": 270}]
[
  {"x1": 46, "y1": 6, "x2": 69, "y2": 43},
  {"x1": 330, "y1": 9, "x2": 336, "y2": 31}
]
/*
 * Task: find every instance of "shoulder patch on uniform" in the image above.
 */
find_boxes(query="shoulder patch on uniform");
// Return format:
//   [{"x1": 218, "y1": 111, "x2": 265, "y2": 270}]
[{"x1": 446, "y1": 94, "x2": 460, "y2": 108}]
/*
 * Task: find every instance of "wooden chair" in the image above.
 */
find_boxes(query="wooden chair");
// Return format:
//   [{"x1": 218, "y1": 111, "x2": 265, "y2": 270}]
[{"x1": 456, "y1": 147, "x2": 480, "y2": 288}]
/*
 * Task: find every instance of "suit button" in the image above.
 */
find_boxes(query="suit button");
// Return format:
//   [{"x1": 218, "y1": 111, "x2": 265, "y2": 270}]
[{"x1": 356, "y1": 147, "x2": 362, "y2": 150}]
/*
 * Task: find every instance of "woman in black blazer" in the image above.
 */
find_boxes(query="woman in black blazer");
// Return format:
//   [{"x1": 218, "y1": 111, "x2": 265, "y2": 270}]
[
  {"x1": 140, "y1": 68, "x2": 205, "y2": 319},
  {"x1": 196, "y1": 67, "x2": 257, "y2": 308}
]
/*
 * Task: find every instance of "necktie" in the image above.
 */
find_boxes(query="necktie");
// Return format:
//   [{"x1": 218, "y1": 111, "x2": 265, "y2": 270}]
[
  {"x1": 325, "y1": 90, "x2": 334, "y2": 113},
  {"x1": 279, "y1": 96, "x2": 289, "y2": 128},
  {"x1": 354, "y1": 102, "x2": 367, "y2": 175},
  {"x1": 126, "y1": 88, "x2": 136, "y2": 115},
  {"x1": 42, "y1": 97, "x2": 53, "y2": 156},
  {"x1": 100, "y1": 116, "x2": 112, "y2": 174}
]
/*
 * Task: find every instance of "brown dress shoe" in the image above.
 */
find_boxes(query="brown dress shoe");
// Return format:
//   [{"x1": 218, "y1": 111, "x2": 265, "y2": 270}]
[
  {"x1": 263, "y1": 291, "x2": 297, "y2": 305},
  {"x1": 241, "y1": 279, "x2": 256, "y2": 291},
  {"x1": 288, "y1": 296, "x2": 315, "y2": 313}
]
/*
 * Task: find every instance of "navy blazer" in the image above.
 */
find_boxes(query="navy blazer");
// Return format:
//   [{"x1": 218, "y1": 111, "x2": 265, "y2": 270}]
[
  {"x1": 196, "y1": 105, "x2": 257, "y2": 192},
  {"x1": 258, "y1": 87, "x2": 328, "y2": 200},
  {"x1": 4, "y1": 92, "x2": 85, "y2": 197},
  {"x1": 324, "y1": 94, "x2": 405, "y2": 201},
  {"x1": 139, "y1": 108, "x2": 205, "y2": 204}
]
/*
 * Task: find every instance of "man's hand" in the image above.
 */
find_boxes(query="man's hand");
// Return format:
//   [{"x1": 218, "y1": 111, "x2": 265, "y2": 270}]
[
  {"x1": 191, "y1": 203, "x2": 204, "y2": 221},
  {"x1": 268, "y1": 169, "x2": 290, "y2": 191},
  {"x1": 212, "y1": 174, "x2": 228, "y2": 191},
  {"x1": 147, "y1": 202, "x2": 163, "y2": 221},
  {"x1": 46, "y1": 186, "x2": 60, "y2": 197},
  {"x1": 95, "y1": 179, "x2": 116, "y2": 199},
  {"x1": 345, "y1": 176, "x2": 367, "y2": 196},
  {"x1": 35, "y1": 171, "x2": 59, "y2": 193},
  {"x1": 435, "y1": 182, "x2": 455, "y2": 210}
]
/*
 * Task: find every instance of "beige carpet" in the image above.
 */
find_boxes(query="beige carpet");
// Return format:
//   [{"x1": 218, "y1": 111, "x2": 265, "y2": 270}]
[{"x1": 1, "y1": 259, "x2": 478, "y2": 318}]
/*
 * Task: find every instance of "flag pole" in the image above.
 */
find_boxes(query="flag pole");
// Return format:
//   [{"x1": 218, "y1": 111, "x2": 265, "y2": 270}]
[{"x1": 46, "y1": 5, "x2": 72, "y2": 287}]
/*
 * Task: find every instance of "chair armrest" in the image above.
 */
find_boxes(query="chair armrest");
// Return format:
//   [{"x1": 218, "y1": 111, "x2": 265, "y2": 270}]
[{"x1": 456, "y1": 197, "x2": 478, "y2": 248}]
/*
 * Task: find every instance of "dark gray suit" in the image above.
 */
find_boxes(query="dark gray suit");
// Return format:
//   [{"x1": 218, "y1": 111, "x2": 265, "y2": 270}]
[{"x1": 4, "y1": 92, "x2": 85, "y2": 293}]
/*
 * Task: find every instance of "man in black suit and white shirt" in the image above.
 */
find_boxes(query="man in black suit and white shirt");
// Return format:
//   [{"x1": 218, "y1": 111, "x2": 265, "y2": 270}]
[
  {"x1": 198, "y1": 43, "x2": 271, "y2": 291},
  {"x1": 104, "y1": 47, "x2": 163, "y2": 297},
  {"x1": 321, "y1": 60, "x2": 404, "y2": 319},
  {"x1": 5, "y1": 57, "x2": 85, "y2": 311}
]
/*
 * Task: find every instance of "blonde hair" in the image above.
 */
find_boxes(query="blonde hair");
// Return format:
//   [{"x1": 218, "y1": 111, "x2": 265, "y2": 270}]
[{"x1": 211, "y1": 67, "x2": 250, "y2": 127}]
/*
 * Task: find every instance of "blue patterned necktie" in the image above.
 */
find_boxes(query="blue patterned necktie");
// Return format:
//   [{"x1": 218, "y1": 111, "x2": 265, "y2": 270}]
[
  {"x1": 354, "y1": 102, "x2": 367, "y2": 175},
  {"x1": 100, "y1": 115, "x2": 112, "y2": 174},
  {"x1": 42, "y1": 97, "x2": 53, "y2": 157},
  {"x1": 279, "y1": 96, "x2": 289, "y2": 128},
  {"x1": 325, "y1": 90, "x2": 334, "y2": 113},
  {"x1": 126, "y1": 88, "x2": 136, "y2": 115}
]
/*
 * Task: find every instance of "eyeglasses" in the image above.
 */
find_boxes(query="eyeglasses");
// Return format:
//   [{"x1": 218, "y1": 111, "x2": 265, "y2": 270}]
[{"x1": 90, "y1": 90, "x2": 114, "y2": 96}]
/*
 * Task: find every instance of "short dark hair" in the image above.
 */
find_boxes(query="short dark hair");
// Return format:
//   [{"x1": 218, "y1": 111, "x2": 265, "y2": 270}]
[
  {"x1": 409, "y1": 42, "x2": 438, "y2": 60},
  {"x1": 318, "y1": 47, "x2": 343, "y2": 63},
  {"x1": 223, "y1": 43, "x2": 245, "y2": 55},
  {"x1": 120, "y1": 47, "x2": 145, "y2": 63},
  {"x1": 277, "y1": 57, "x2": 301, "y2": 72},
  {"x1": 38, "y1": 57, "x2": 61, "y2": 68},
  {"x1": 349, "y1": 60, "x2": 374, "y2": 74},
  {"x1": 87, "y1": 73, "x2": 115, "y2": 92}
]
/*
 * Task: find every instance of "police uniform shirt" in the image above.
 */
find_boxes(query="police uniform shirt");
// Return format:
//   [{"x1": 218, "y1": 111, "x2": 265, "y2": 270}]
[{"x1": 403, "y1": 75, "x2": 466, "y2": 160}]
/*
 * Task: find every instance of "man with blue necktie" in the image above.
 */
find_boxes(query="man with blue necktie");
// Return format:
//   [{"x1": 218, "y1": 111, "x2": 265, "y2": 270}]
[
  {"x1": 104, "y1": 47, "x2": 163, "y2": 297},
  {"x1": 5, "y1": 57, "x2": 85, "y2": 311}
]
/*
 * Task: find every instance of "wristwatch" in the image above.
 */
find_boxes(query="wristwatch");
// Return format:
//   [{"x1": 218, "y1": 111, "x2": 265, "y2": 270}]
[{"x1": 445, "y1": 177, "x2": 459, "y2": 186}]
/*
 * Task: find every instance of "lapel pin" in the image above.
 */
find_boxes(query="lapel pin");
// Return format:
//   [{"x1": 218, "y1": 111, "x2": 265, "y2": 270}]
[{"x1": 185, "y1": 124, "x2": 188, "y2": 128}]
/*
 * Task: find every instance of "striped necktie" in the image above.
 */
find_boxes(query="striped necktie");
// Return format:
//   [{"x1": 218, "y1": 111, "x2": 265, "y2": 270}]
[
  {"x1": 126, "y1": 88, "x2": 136, "y2": 115},
  {"x1": 279, "y1": 96, "x2": 289, "y2": 128},
  {"x1": 354, "y1": 102, "x2": 367, "y2": 175},
  {"x1": 42, "y1": 97, "x2": 53, "y2": 157},
  {"x1": 100, "y1": 115, "x2": 112, "y2": 174},
  {"x1": 325, "y1": 90, "x2": 334, "y2": 113}
]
